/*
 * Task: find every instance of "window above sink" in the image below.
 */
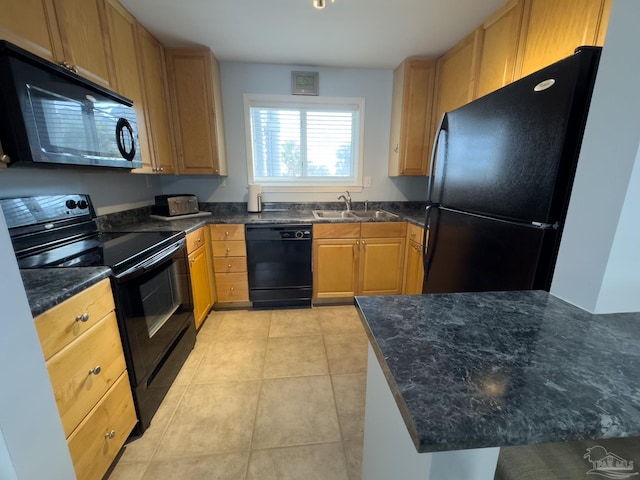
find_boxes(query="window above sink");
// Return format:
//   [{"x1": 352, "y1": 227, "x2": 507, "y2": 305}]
[{"x1": 244, "y1": 94, "x2": 365, "y2": 192}]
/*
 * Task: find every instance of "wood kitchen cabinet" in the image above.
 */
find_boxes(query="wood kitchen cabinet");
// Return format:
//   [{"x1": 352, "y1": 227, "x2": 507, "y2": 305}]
[
  {"x1": 0, "y1": 0, "x2": 115, "y2": 88},
  {"x1": 33, "y1": 278, "x2": 136, "y2": 480},
  {"x1": 103, "y1": 0, "x2": 153, "y2": 168},
  {"x1": 0, "y1": 0, "x2": 61, "y2": 62},
  {"x1": 474, "y1": 0, "x2": 526, "y2": 99},
  {"x1": 433, "y1": 29, "x2": 482, "y2": 132},
  {"x1": 403, "y1": 223, "x2": 425, "y2": 294},
  {"x1": 313, "y1": 223, "x2": 360, "y2": 299},
  {"x1": 313, "y1": 222, "x2": 406, "y2": 301},
  {"x1": 210, "y1": 224, "x2": 250, "y2": 304},
  {"x1": 166, "y1": 48, "x2": 228, "y2": 175},
  {"x1": 135, "y1": 24, "x2": 177, "y2": 174},
  {"x1": 186, "y1": 227, "x2": 213, "y2": 329},
  {"x1": 516, "y1": 0, "x2": 612, "y2": 78},
  {"x1": 388, "y1": 59, "x2": 436, "y2": 176}
]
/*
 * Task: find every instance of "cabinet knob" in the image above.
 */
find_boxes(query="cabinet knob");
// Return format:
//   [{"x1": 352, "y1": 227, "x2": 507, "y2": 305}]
[
  {"x1": 159, "y1": 167, "x2": 164, "y2": 172},
  {"x1": 0, "y1": 154, "x2": 10, "y2": 164},
  {"x1": 105, "y1": 430, "x2": 116, "y2": 440},
  {"x1": 225, "y1": 248, "x2": 231, "y2": 254},
  {"x1": 224, "y1": 231, "x2": 230, "y2": 237},
  {"x1": 227, "y1": 264, "x2": 232, "y2": 270},
  {"x1": 88, "y1": 366, "x2": 101, "y2": 376},
  {"x1": 190, "y1": 258, "x2": 195, "y2": 264},
  {"x1": 71, "y1": 65, "x2": 78, "y2": 74},
  {"x1": 76, "y1": 312, "x2": 90, "y2": 323}
]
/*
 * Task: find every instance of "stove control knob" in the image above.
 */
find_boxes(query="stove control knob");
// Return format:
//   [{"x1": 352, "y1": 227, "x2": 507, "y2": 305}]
[
  {"x1": 66, "y1": 199, "x2": 77, "y2": 209},
  {"x1": 77, "y1": 200, "x2": 88, "y2": 209}
]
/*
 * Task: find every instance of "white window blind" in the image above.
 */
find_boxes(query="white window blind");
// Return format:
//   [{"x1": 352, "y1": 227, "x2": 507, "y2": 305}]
[{"x1": 245, "y1": 94, "x2": 364, "y2": 190}]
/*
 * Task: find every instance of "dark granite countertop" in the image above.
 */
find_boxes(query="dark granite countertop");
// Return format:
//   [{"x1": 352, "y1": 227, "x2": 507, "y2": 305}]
[
  {"x1": 97, "y1": 202, "x2": 427, "y2": 233},
  {"x1": 21, "y1": 267, "x2": 112, "y2": 317},
  {"x1": 355, "y1": 291, "x2": 640, "y2": 454}
]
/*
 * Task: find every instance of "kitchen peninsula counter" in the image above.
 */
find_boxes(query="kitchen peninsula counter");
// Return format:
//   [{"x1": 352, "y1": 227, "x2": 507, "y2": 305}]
[{"x1": 355, "y1": 291, "x2": 640, "y2": 479}]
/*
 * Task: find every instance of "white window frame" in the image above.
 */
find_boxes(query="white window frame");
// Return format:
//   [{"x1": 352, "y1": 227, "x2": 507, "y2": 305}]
[{"x1": 244, "y1": 94, "x2": 365, "y2": 193}]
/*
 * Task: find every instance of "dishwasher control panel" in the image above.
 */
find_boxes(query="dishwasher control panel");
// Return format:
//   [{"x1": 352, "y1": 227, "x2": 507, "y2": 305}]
[{"x1": 245, "y1": 224, "x2": 312, "y2": 241}]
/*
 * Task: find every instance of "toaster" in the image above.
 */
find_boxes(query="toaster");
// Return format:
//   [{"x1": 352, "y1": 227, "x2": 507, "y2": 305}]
[{"x1": 153, "y1": 195, "x2": 199, "y2": 217}]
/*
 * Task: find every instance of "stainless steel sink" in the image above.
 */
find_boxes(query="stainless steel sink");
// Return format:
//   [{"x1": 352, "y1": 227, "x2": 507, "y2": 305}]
[
  {"x1": 311, "y1": 209, "x2": 399, "y2": 220},
  {"x1": 312, "y1": 210, "x2": 354, "y2": 219},
  {"x1": 349, "y1": 210, "x2": 399, "y2": 219}
]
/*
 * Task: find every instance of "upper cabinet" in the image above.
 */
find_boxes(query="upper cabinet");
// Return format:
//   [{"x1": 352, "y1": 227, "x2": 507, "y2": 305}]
[
  {"x1": 165, "y1": 48, "x2": 228, "y2": 176},
  {"x1": 0, "y1": 0, "x2": 61, "y2": 62},
  {"x1": 388, "y1": 59, "x2": 436, "y2": 177},
  {"x1": 0, "y1": 0, "x2": 115, "y2": 88},
  {"x1": 433, "y1": 29, "x2": 483, "y2": 132},
  {"x1": 474, "y1": 0, "x2": 526, "y2": 99},
  {"x1": 136, "y1": 24, "x2": 177, "y2": 174},
  {"x1": 517, "y1": 0, "x2": 612, "y2": 78},
  {"x1": 103, "y1": 0, "x2": 153, "y2": 169}
]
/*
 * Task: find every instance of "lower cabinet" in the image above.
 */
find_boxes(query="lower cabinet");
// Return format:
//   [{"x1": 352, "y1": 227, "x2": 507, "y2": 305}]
[
  {"x1": 403, "y1": 223, "x2": 425, "y2": 294},
  {"x1": 186, "y1": 227, "x2": 213, "y2": 329},
  {"x1": 210, "y1": 224, "x2": 250, "y2": 304},
  {"x1": 313, "y1": 222, "x2": 407, "y2": 300},
  {"x1": 33, "y1": 278, "x2": 136, "y2": 480}
]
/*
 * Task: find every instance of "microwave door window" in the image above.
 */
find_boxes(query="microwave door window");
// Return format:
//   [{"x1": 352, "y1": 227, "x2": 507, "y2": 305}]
[{"x1": 26, "y1": 85, "x2": 97, "y2": 157}]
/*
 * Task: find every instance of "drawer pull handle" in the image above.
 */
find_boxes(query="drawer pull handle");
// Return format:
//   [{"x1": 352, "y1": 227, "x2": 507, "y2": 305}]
[
  {"x1": 76, "y1": 312, "x2": 90, "y2": 322},
  {"x1": 227, "y1": 264, "x2": 232, "y2": 270},
  {"x1": 224, "y1": 231, "x2": 230, "y2": 237},
  {"x1": 88, "y1": 366, "x2": 102, "y2": 376},
  {"x1": 105, "y1": 430, "x2": 116, "y2": 440},
  {"x1": 226, "y1": 248, "x2": 231, "y2": 254}
]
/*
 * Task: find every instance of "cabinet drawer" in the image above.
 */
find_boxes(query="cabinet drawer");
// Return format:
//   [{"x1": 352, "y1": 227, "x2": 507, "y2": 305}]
[
  {"x1": 406, "y1": 223, "x2": 425, "y2": 246},
  {"x1": 210, "y1": 224, "x2": 245, "y2": 241},
  {"x1": 314, "y1": 223, "x2": 361, "y2": 239},
  {"x1": 186, "y1": 228, "x2": 206, "y2": 253},
  {"x1": 34, "y1": 278, "x2": 115, "y2": 360},
  {"x1": 212, "y1": 240, "x2": 246, "y2": 257},
  {"x1": 67, "y1": 372, "x2": 137, "y2": 480},
  {"x1": 213, "y1": 257, "x2": 247, "y2": 273},
  {"x1": 47, "y1": 312, "x2": 126, "y2": 437},
  {"x1": 215, "y1": 273, "x2": 249, "y2": 302},
  {"x1": 361, "y1": 222, "x2": 407, "y2": 238}
]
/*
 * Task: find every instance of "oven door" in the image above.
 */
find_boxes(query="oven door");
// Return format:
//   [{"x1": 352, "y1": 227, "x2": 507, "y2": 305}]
[{"x1": 112, "y1": 240, "x2": 194, "y2": 387}]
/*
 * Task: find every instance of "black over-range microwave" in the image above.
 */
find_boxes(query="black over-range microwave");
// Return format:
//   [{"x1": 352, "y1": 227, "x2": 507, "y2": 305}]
[{"x1": 0, "y1": 41, "x2": 141, "y2": 169}]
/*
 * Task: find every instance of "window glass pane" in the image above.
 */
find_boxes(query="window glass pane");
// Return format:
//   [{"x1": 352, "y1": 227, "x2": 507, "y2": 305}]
[{"x1": 247, "y1": 96, "x2": 363, "y2": 188}]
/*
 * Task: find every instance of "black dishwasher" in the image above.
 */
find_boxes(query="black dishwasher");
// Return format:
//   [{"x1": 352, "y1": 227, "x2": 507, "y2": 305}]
[{"x1": 246, "y1": 224, "x2": 312, "y2": 308}]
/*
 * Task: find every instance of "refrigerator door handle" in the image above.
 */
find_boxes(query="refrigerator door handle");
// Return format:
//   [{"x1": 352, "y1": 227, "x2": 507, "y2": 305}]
[
  {"x1": 422, "y1": 205, "x2": 437, "y2": 280},
  {"x1": 427, "y1": 113, "x2": 448, "y2": 203}
]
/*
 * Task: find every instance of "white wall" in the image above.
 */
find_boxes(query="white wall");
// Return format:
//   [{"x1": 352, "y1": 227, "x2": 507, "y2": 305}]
[
  {"x1": 160, "y1": 62, "x2": 429, "y2": 204},
  {"x1": 551, "y1": 0, "x2": 640, "y2": 313},
  {"x1": 0, "y1": 209, "x2": 76, "y2": 479},
  {"x1": 0, "y1": 166, "x2": 163, "y2": 214}
]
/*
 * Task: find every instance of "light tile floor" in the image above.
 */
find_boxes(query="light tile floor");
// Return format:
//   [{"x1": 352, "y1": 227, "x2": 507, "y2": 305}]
[{"x1": 107, "y1": 305, "x2": 368, "y2": 480}]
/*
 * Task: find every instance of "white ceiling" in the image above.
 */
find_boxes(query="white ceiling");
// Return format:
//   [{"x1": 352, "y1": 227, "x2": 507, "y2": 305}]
[{"x1": 120, "y1": 0, "x2": 506, "y2": 69}]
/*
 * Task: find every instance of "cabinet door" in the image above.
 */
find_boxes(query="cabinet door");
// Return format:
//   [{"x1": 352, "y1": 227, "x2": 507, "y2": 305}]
[
  {"x1": 136, "y1": 24, "x2": 176, "y2": 174},
  {"x1": 358, "y1": 238, "x2": 406, "y2": 296},
  {"x1": 402, "y1": 240, "x2": 424, "y2": 295},
  {"x1": 517, "y1": 0, "x2": 612, "y2": 78},
  {"x1": 433, "y1": 29, "x2": 482, "y2": 127},
  {"x1": 51, "y1": 0, "x2": 115, "y2": 87},
  {"x1": 474, "y1": 0, "x2": 525, "y2": 99},
  {"x1": 0, "y1": 0, "x2": 62, "y2": 62},
  {"x1": 388, "y1": 59, "x2": 436, "y2": 176},
  {"x1": 104, "y1": 0, "x2": 153, "y2": 170},
  {"x1": 189, "y1": 245, "x2": 212, "y2": 329},
  {"x1": 313, "y1": 239, "x2": 359, "y2": 299},
  {"x1": 166, "y1": 48, "x2": 227, "y2": 175}
]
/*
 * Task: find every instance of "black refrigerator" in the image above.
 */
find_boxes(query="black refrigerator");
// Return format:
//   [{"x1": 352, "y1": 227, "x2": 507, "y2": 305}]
[{"x1": 422, "y1": 46, "x2": 601, "y2": 294}]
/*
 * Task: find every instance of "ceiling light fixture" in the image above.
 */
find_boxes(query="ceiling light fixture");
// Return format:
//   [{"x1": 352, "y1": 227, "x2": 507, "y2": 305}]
[{"x1": 313, "y1": 0, "x2": 334, "y2": 9}]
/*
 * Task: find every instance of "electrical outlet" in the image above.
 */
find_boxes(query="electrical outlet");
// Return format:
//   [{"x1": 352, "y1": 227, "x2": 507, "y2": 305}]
[
  {"x1": 364, "y1": 176, "x2": 372, "y2": 187},
  {"x1": 219, "y1": 178, "x2": 227, "y2": 187}
]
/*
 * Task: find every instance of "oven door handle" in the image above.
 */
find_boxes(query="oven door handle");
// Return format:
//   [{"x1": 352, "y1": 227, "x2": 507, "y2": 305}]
[{"x1": 115, "y1": 239, "x2": 185, "y2": 281}]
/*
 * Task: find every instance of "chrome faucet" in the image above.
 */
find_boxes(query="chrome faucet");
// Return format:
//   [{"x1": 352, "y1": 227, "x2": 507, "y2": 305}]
[{"x1": 338, "y1": 191, "x2": 352, "y2": 211}]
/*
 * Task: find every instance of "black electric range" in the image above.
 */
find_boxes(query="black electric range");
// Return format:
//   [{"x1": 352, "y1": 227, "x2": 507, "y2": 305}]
[{"x1": 2, "y1": 194, "x2": 196, "y2": 434}]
